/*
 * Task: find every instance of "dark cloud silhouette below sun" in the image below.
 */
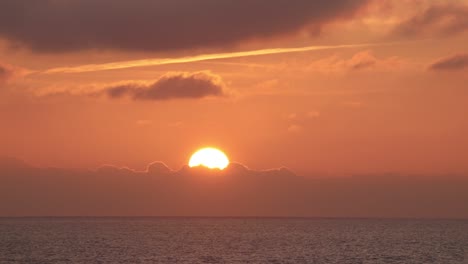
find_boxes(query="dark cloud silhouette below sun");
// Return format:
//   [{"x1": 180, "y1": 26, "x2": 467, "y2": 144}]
[{"x1": 0, "y1": 156, "x2": 467, "y2": 218}]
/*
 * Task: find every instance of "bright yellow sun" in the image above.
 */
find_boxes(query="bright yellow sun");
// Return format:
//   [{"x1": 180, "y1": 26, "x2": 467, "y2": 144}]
[{"x1": 188, "y1": 147, "x2": 230, "y2": 170}]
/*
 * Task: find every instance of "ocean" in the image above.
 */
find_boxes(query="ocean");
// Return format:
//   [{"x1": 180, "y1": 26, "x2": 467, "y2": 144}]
[{"x1": 0, "y1": 218, "x2": 467, "y2": 263}]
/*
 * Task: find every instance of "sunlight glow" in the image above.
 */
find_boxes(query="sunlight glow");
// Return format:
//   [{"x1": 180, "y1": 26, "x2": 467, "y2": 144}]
[{"x1": 188, "y1": 148, "x2": 230, "y2": 170}]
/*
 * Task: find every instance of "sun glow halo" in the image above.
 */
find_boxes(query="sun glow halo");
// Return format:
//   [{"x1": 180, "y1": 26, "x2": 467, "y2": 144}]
[{"x1": 188, "y1": 148, "x2": 230, "y2": 170}]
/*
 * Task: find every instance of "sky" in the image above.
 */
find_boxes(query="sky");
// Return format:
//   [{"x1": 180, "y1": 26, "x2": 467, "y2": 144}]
[{"x1": 0, "y1": 0, "x2": 467, "y2": 217}]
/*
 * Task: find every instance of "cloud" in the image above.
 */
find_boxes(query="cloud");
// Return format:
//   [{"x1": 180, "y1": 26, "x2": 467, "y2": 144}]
[
  {"x1": 0, "y1": 62, "x2": 30, "y2": 87},
  {"x1": 104, "y1": 72, "x2": 228, "y2": 101},
  {"x1": 146, "y1": 161, "x2": 173, "y2": 175},
  {"x1": 391, "y1": 4, "x2": 468, "y2": 38},
  {"x1": 307, "y1": 51, "x2": 404, "y2": 73},
  {"x1": 0, "y1": 0, "x2": 370, "y2": 53},
  {"x1": 343, "y1": 101, "x2": 363, "y2": 108},
  {"x1": 0, "y1": 66, "x2": 8, "y2": 82},
  {"x1": 45, "y1": 43, "x2": 380, "y2": 74},
  {"x1": 1, "y1": 156, "x2": 467, "y2": 218},
  {"x1": 136, "y1": 120, "x2": 153, "y2": 126},
  {"x1": 428, "y1": 53, "x2": 468, "y2": 71},
  {"x1": 307, "y1": 111, "x2": 320, "y2": 118},
  {"x1": 287, "y1": 124, "x2": 303, "y2": 133},
  {"x1": 0, "y1": 63, "x2": 15, "y2": 84},
  {"x1": 284, "y1": 111, "x2": 320, "y2": 133},
  {"x1": 347, "y1": 51, "x2": 377, "y2": 70}
]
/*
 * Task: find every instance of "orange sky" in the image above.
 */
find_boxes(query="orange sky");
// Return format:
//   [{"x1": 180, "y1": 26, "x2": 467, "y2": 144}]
[{"x1": 1, "y1": 0, "x2": 468, "y2": 177}]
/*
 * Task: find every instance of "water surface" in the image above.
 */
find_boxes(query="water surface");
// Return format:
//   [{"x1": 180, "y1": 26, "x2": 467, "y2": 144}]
[{"x1": 1, "y1": 218, "x2": 467, "y2": 263}]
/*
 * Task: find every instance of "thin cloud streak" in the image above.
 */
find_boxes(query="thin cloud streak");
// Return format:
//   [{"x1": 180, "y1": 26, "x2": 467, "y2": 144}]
[{"x1": 44, "y1": 43, "x2": 389, "y2": 74}]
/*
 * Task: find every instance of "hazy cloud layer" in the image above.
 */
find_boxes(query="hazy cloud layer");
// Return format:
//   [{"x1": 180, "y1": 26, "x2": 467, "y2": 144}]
[
  {"x1": 0, "y1": 0, "x2": 369, "y2": 52},
  {"x1": 105, "y1": 72, "x2": 227, "y2": 101},
  {"x1": 392, "y1": 4, "x2": 468, "y2": 37},
  {"x1": 428, "y1": 53, "x2": 468, "y2": 71},
  {"x1": 0, "y1": 66, "x2": 8, "y2": 83},
  {"x1": 306, "y1": 51, "x2": 404, "y2": 73},
  {"x1": 0, "y1": 63, "x2": 14, "y2": 84},
  {"x1": 348, "y1": 51, "x2": 377, "y2": 70},
  {"x1": 1, "y1": 157, "x2": 467, "y2": 218}
]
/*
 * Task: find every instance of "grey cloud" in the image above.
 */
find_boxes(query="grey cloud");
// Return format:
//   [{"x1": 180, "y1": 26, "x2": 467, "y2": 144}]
[
  {"x1": 428, "y1": 53, "x2": 468, "y2": 71},
  {"x1": 391, "y1": 4, "x2": 468, "y2": 38},
  {"x1": 1, "y1": 156, "x2": 467, "y2": 218},
  {"x1": 0, "y1": 66, "x2": 6, "y2": 78},
  {"x1": 105, "y1": 72, "x2": 227, "y2": 101},
  {"x1": 0, "y1": 64, "x2": 14, "y2": 84},
  {"x1": 349, "y1": 58, "x2": 376, "y2": 70},
  {"x1": 147, "y1": 161, "x2": 173, "y2": 175},
  {"x1": 0, "y1": 0, "x2": 369, "y2": 53}
]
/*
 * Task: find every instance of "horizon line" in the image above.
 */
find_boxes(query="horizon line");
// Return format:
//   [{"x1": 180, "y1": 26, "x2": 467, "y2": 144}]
[{"x1": 0, "y1": 216, "x2": 466, "y2": 221}]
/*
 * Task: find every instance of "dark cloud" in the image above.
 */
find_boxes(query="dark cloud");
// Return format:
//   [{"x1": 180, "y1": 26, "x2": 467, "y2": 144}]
[
  {"x1": 0, "y1": 0, "x2": 369, "y2": 53},
  {"x1": 350, "y1": 60, "x2": 376, "y2": 70},
  {"x1": 105, "y1": 72, "x2": 228, "y2": 101},
  {"x1": 348, "y1": 51, "x2": 377, "y2": 70},
  {"x1": 0, "y1": 64, "x2": 13, "y2": 84},
  {"x1": 428, "y1": 53, "x2": 468, "y2": 71},
  {"x1": 1, "y1": 157, "x2": 467, "y2": 218},
  {"x1": 147, "y1": 161, "x2": 173, "y2": 175},
  {"x1": 391, "y1": 4, "x2": 468, "y2": 38},
  {"x1": 307, "y1": 51, "x2": 402, "y2": 73}
]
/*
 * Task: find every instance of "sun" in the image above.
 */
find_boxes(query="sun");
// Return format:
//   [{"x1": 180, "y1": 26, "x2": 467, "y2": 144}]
[{"x1": 188, "y1": 147, "x2": 230, "y2": 170}]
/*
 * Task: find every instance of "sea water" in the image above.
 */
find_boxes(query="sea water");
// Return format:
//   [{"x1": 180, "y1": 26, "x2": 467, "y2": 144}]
[{"x1": 0, "y1": 217, "x2": 467, "y2": 263}]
